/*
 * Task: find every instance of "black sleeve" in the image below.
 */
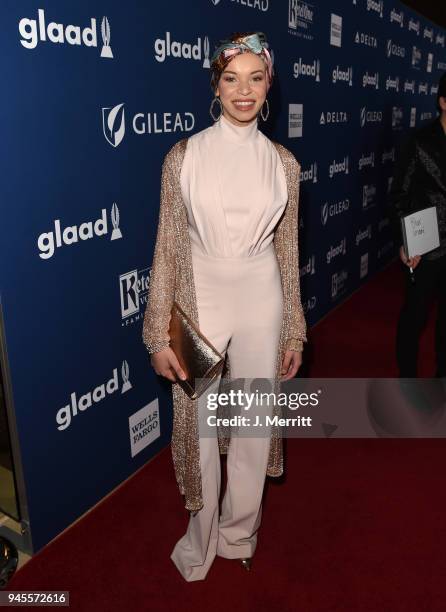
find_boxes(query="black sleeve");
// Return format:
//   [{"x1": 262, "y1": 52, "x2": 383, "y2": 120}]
[{"x1": 387, "y1": 133, "x2": 418, "y2": 248}]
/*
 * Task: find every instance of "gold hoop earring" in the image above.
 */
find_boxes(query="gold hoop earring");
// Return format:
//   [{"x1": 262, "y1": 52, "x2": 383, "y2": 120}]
[
  {"x1": 209, "y1": 96, "x2": 223, "y2": 121},
  {"x1": 260, "y1": 98, "x2": 270, "y2": 122}
]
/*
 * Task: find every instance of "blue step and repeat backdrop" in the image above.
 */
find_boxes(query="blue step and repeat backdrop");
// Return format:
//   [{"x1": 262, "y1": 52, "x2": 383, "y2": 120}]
[{"x1": 1, "y1": 0, "x2": 445, "y2": 551}]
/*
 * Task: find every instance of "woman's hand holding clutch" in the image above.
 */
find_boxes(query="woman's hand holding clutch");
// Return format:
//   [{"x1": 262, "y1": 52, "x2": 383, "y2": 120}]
[
  {"x1": 151, "y1": 346, "x2": 187, "y2": 383},
  {"x1": 280, "y1": 349, "x2": 303, "y2": 381}
]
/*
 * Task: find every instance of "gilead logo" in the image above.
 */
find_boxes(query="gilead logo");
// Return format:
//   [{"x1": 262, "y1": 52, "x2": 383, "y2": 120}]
[
  {"x1": 37, "y1": 204, "x2": 122, "y2": 259},
  {"x1": 18, "y1": 9, "x2": 113, "y2": 58}
]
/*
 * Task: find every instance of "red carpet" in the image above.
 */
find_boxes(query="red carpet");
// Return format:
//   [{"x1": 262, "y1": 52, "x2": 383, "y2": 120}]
[
  {"x1": 7, "y1": 259, "x2": 446, "y2": 611},
  {"x1": 305, "y1": 258, "x2": 437, "y2": 377}
]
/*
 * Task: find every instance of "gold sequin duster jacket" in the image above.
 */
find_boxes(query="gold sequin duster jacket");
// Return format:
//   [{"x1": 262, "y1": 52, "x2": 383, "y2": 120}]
[{"x1": 142, "y1": 136, "x2": 307, "y2": 512}]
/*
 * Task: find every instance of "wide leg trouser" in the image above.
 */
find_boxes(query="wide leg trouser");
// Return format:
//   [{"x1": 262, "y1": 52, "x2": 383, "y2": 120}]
[
  {"x1": 170, "y1": 243, "x2": 283, "y2": 581},
  {"x1": 396, "y1": 255, "x2": 446, "y2": 377}
]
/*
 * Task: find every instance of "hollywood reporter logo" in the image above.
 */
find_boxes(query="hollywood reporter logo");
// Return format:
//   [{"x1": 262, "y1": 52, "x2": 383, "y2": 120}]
[
  {"x1": 18, "y1": 9, "x2": 113, "y2": 58},
  {"x1": 56, "y1": 360, "x2": 132, "y2": 431},
  {"x1": 37, "y1": 203, "x2": 122, "y2": 259}
]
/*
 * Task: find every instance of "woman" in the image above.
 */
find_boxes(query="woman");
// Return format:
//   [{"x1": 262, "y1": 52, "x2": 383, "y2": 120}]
[{"x1": 142, "y1": 31, "x2": 307, "y2": 582}]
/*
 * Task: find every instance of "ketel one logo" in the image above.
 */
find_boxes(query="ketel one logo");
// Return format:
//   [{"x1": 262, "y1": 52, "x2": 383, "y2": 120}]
[
  {"x1": 120, "y1": 268, "x2": 150, "y2": 323},
  {"x1": 103, "y1": 103, "x2": 125, "y2": 147},
  {"x1": 18, "y1": 9, "x2": 113, "y2": 58},
  {"x1": 37, "y1": 204, "x2": 122, "y2": 259},
  {"x1": 55, "y1": 361, "x2": 132, "y2": 431}
]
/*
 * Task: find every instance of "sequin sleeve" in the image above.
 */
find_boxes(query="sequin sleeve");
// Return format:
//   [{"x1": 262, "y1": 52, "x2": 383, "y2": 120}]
[
  {"x1": 274, "y1": 154, "x2": 307, "y2": 352},
  {"x1": 142, "y1": 154, "x2": 176, "y2": 354}
]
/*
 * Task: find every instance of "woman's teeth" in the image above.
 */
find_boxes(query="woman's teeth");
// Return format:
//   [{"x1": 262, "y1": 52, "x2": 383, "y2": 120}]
[{"x1": 233, "y1": 101, "x2": 255, "y2": 109}]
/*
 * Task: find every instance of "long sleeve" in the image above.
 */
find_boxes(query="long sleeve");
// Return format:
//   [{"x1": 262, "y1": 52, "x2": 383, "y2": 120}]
[
  {"x1": 388, "y1": 134, "x2": 418, "y2": 248},
  {"x1": 142, "y1": 154, "x2": 177, "y2": 354},
  {"x1": 274, "y1": 156, "x2": 307, "y2": 352}
]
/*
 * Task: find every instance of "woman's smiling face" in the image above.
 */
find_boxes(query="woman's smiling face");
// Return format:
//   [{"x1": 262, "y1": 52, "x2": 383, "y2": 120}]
[{"x1": 215, "y1": 52, "x2": 268, "y2": 127}]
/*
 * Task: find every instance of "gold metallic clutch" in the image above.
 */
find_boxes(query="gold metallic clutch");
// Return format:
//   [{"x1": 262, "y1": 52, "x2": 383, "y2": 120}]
[{"x1": 168, "y1": 301, "x2": 225, "y2": 400}]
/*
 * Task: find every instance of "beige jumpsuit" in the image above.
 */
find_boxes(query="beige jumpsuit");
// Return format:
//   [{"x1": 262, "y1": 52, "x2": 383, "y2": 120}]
[{"x1": 170, "y1": 113, "x2": 289, "y2": 581}]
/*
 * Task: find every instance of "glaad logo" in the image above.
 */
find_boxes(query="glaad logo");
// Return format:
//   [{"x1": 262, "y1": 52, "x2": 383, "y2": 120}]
[
  {"x1": 356, "y1": 225, "x2": 372, "y2": 246},
  {"x1": 326, "y1": 238, "x2": 347, "y2": 264},
  {"x1": 18, "y1": 9, "x2": 113, "y2": 57},
  {"x1": 382, "y1": 147, "x2": 395, "y2": 163},
  {"x1": 386, "y1": 76, "x2": 399, "y2": 92},
  {"x1": 366, "y1": 0, "x2": 383, "y2": 18},
  {"x1": 404, "y1": 79, "x2": 415, "y2": 93},
  {"x1": 418, "y1": 82, "x2": 428, "y2": 95},
  {"x1": 320, "y1": 111, "x2": 348, "y2": 125},
  {"x1": 37, "y1": 205, "x2": 122, "y2": 259},
  {"x1": 431, "y1": 84, "x2": 439, "y2": 95},
  {"x1": 360, "y1": 107, "x2": 383, "y2": 127},
  {"x1": 300, "y1": 255, "x2": 316, "y2": 277},
  {"x1": 408, "y1": 18, "x2": 420, "y2": 36},
  {"x1": 321, "y1": 198, "x2": 350, "y2": 226},
  {"x1": 355, "y1": 31, "x2": 377, "y2": 48},
  {"x1": 293, "y1": 58, "x2": 320, "y2": 81},
  {"x1": 103, "y1": 103, "x2": 125, "y2": 147},
  {"x1": 390, "y1": 9, "x2": 404, "y2": 27},
  {"x1": 359, "y1": 152, "x2": 375, "y2": 170},
  {"x1": 56, "y1": 361, "x2": 132, "y2": 431},
  {"x1": 362, "y1": 71, "x2": 379, "y2": 89},
  {"x1": 386, "y1": 39, "x2": 405, "y2": 58},
  {"x1": 333, "y1": 66, "x2": 353, "y2": 86},
  {"x1": 154, "y1": 32, "x2": 210, "y2": 67},
  {"x1": 331, "y1": 270, "x2": 348, "y2": 299},
  {"x1": 300, "y1": 162, "x2": 318, "y2": 183},
  {"x1": 329, "y1": 156, "x2": 349, "y2": 178}
]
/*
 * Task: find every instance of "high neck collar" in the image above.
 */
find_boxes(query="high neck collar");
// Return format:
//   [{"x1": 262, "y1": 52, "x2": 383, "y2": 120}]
[{"x1": 215, "y1": 112, "x2": 259, "y2": 144}]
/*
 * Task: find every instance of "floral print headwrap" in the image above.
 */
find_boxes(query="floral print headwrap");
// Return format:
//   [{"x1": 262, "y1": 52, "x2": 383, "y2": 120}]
[{"x1": 210, "y1": 32, "x2": 274, "y2": 94}]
